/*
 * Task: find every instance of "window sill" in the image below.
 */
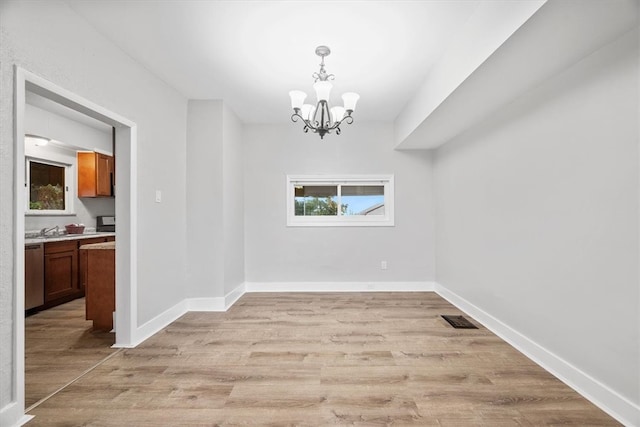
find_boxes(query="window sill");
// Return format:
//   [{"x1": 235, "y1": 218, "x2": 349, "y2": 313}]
[
  {"x1": 287, "y1": 218, "x2": 394, "y2": 227},
  {"x1": 26, "y1": 211, "x2": 76, "y2": 217}
]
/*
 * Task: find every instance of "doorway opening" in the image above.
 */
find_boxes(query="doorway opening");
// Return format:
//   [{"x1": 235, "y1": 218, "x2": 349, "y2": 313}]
[{"x1": 13, "y1": 67, "x2": 138, "y2": 421}]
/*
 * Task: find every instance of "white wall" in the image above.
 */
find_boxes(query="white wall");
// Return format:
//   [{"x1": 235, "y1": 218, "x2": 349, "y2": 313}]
[
  {"x1": 222, "y1": 104, "x2": 244, "y2": 295},
  {"x1": 186, "y1": 100, "x2": 244, "y2": 298},
  {"x1": 0, "y1": 1, "x2": 188, "y2": 418},
  {"x1": 434, "y1": 27, "x2": 639, "y2": 416},
  {"x1": 244, "y1": 123, "x2": 434, "y2": 285},
  {"x1": 186, "y1": 100, "x2": 224, "y2": 298},
  {"x1": 25, "y1": 102, "x2": 112, "y2": 154},
  {"x1": 24, "y1": 103, "x2": 115, "y2": 231}
]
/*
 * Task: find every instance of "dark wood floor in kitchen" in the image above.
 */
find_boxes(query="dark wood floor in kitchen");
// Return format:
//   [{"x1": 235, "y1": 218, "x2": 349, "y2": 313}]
[
  {"x1": 26, "y1": 292, "x2": 619, "y2": 426},
  {"x1": 25, "y1": 297, "x2": 116, "y2": 408}
]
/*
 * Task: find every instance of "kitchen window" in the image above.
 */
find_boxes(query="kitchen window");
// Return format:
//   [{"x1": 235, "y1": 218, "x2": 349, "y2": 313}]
[
  {"x1": 286, "y1": 175, "x2": 394, "y2": 227},
  {"x1": 26, "y1": 158, "x2": 73, "y2": 215}
]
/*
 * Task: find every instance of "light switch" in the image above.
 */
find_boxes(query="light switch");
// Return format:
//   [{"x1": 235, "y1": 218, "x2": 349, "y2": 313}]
[{"x1": 155, "y1": 190, "x2": 162, "y2": 203}]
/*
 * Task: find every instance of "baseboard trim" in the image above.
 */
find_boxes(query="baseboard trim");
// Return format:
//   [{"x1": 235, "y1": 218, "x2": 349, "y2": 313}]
[
  {"x1": 0, "y1": 401, "x2": 33, "y2": 427},
  {"x1": 434, "y1": 282, "x2": 640, "y2": 427},
  {"x1": 120, "y1": 283, "x2": 249, "y2": 347},
  {"x1": 244, "y1": 281, "x2": 435, "y2": 293},
  {"x1": 186, "y1": 297, "x2": 225, "y2": 311},
  {"x1": 224, "y1": 282, "x2": 246, "y2": 309},
  {"x1": 185, "y1": 283, "x2": 247, "y2": 311},
  {"x1": 120, "y1": 299, "x2": 189, "y2": 348}
]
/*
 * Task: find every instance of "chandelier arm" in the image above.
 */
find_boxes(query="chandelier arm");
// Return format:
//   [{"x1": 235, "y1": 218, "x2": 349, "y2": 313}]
[
  {"x1": 291, "y1": 112, "x2": 316, "y2": 129},
  {"x1": 325, "y1": 114, "x2": 354, "y2": 131},
  {"x1": 341, "y1": 115, "x2": 354, "y2": 125}
]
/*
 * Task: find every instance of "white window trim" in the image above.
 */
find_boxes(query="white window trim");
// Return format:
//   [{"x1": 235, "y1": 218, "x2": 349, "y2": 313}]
[
  {"x1": 25, "y1": 157, "x2": 75, "y2": 216},
  {"x1": 286, "y1": 174, "x2": 394, "y2": 227}
]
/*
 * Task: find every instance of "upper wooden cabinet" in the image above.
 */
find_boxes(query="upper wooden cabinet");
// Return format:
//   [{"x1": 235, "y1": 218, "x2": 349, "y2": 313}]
[{"x1": 77, "y1": 151, "x2": 114, "y2": 197}]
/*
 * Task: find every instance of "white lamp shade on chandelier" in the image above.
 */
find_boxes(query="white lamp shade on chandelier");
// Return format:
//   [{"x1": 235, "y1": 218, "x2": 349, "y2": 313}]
[
  {"x1": 342, "y1": 92, "x2": 360, "y2": 111},
  {"x1": 312, "y1": 81, "x2": 332, "y2": 102},
  {"x1": 301, "y1": 104, "x2": 316, "y2": 121},
  {"x1": 289, "y1": 45, "x2": 359, "y2": 139},
  {"x1": 289, "y1": 90, "x2": 307, "y2": 110},
  {"x1": 330, "y1": 106, "x2": 346, "y2": 123}
]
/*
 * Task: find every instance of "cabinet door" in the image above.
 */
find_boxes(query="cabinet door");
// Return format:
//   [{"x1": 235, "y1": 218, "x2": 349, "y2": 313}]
[
  {"x1": 25, "y1": 244, "x2": 44, "y2": 310},
  {"x1": 83, "y1": 248, "x2": 116, "y2": 330},
  {"x1": 44, "y1": 249, "x2": 79, "y2": 302},
  {"x1": 78, "y1": 152, "x2": 114, "y2": 198},
  {"x1": 96, "y1": 154, "x2": 113, "y2": 197},
  {"x1": 78, "y1": 237, "x2": 108, "y2": 293}
]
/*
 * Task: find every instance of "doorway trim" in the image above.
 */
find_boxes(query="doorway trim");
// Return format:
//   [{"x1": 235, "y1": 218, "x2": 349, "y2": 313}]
[{"x1": 13, "y1": 66, "x2": 138, "y2": 422}]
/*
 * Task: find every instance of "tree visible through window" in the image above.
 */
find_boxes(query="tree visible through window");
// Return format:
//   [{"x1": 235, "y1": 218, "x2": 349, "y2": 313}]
[
  {"x1": 287, "y1": 175, "x2": 394, "y2": 227},
  {"x1": 28, "y1": 160, "x2": 66, "y2": 211},
  {"x1": 294, "y1": 185, "x2": 346, "y2": 216}
]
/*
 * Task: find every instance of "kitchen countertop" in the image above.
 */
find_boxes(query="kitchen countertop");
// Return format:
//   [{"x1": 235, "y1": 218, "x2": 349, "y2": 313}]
[
  {"x1": 25, "y1": 232, "x2": 116, "y2": 245},
  {"x1": 79, "y1": 241, "x2": 116, "y2": 250}
]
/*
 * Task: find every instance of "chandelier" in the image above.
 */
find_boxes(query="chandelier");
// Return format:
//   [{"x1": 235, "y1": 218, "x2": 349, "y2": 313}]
[{"x1": 289, "y1": 46, "x2": 360, "y2": 139}]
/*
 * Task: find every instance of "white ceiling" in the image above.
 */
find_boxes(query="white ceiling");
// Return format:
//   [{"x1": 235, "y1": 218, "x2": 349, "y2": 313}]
[{"x1": 65, "y1": 1, "x2": 534, "y2": 125}]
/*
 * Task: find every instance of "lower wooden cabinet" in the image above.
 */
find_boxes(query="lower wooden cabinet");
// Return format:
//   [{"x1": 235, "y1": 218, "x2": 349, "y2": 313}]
[
  {"x1": 44, "y1": 240, "x2": 79, "y2": 303},
  {"x1": 81, "y1": 243, "x2": 115, "y2": 330},
  {"x1": 27, "y1": 235, "x2": 116, "y2": 311},
  {"x1": 78, "y1": 236, "x2": 115, "y2": 293},
  {"x1": 25, "y1": 244, "x2": 44, "y2": 310}
]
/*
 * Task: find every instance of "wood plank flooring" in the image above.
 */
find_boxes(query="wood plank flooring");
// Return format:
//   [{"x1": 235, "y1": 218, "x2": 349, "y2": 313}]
[
  {"x1": 25, "y1": 297, "x2": 116, "y2": 408},
  {"x1": 26, "y1": 292, "x2": 620, "y2": 426}
]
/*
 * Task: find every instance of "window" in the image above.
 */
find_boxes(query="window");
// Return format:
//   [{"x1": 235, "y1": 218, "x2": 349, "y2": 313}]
[
  {"x1": 287, "y1": 175, "x2": 394, "y2": 227},
  {"x1": 26, "y1": 158, "x2": 73, "y2": 215}
]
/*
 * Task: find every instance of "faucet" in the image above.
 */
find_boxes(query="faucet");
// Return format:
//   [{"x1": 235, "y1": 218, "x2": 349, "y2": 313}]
[{"x1": 40, "y1": 225, "x2": 59, "y2": 237}]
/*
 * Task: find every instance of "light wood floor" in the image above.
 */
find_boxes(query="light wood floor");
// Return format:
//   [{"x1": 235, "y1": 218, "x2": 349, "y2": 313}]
[
  {"x1": 25, "y1": 297, "x2": 116, "y2": 408},
  {"x1": 26, "y1": 292, "x2": 619, "y2": 426}
]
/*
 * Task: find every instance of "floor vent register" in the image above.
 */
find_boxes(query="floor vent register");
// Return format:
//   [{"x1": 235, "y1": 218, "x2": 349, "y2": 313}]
[{"x1": 441, "y1": 315, "x2": 478, "y2": 329}]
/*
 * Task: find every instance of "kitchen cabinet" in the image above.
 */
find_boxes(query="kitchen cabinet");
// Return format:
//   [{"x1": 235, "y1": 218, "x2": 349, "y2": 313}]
[
  {"x1": 44, "y1": 240, "x2": 79, "y2": 303},
  {"x1": 79, "y1": 236, "x2": 115, "y2": 293},
  {"x1": 77, "y1": 151, "x2": 114, "y2": 197},
  {"x1": 25, "y1": 244, "x2": 44, "y2": 310},
  {"x1": 80, "y1": 241, "x2": 115, "y2": 331},
  {"x1": 26, "y1": 234, "x2": 115, "y2": 312}
]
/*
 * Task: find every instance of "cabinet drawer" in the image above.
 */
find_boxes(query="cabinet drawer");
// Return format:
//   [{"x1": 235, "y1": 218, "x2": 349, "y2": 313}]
[
  {"x1": 44, "y1": 240, "x2": 77, "y2": 254},
  {"x1": 79, "y1": 237, "x2": 109, "y2": 247}
]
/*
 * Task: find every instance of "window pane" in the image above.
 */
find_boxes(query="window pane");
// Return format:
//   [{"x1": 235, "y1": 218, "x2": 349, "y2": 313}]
[
  {"x1": 341, "y1": 185, "x2": 385, "y2": 216},
  {"x1": 294, "y1": 185, "x2": 340, "y2": 216},
  {"x1": 30, "y1": 161, "x2": 65, "y2": 210}
]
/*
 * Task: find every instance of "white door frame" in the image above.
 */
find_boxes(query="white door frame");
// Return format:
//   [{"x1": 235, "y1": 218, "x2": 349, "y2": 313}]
[{"x1": 13, "y1": 66, "x2": 138, "y2": 421}]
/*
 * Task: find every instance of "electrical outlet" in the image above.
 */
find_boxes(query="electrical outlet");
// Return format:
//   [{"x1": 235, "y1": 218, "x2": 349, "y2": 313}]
[
  {"x1": 155, "y1": 190, "x2": 162, "y2": 203},
  {"x1": 381, "y1": 261, "x2": 387, "y2": 270}
]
